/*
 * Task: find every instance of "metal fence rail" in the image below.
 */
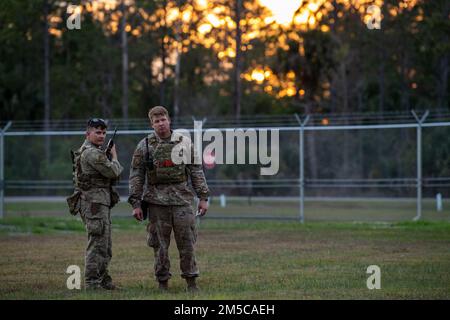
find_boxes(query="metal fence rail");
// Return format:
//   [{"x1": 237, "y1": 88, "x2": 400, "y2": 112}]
[{"x1": 1, "y1": 109, "x2": 450, "y2": 221}]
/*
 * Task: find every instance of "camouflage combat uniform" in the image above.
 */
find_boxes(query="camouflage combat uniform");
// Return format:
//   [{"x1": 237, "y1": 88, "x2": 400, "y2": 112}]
[
  {"x1": 70, "y1": 140, "x2": 123, "y2": 289},
  {"x1": 128, "y1": 131, "x2": 209, "y2": 282}
]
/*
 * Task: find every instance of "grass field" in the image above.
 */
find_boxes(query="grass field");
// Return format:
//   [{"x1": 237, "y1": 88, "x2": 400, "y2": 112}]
[
  {"x1": 0, "y1": 216, "x2": 449, "y2": 299},
  {"x1": 5, "y1": 197, "x2": 450, "y2": 221}
]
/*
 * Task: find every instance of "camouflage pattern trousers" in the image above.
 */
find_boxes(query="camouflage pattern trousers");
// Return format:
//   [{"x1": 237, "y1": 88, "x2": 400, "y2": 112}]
[
  {"x1": 80, "y1": 200, "x2": 113, "y2": 288},
  {"x1": 146, "y1": 204, "x2": 198, "y2": 282}
]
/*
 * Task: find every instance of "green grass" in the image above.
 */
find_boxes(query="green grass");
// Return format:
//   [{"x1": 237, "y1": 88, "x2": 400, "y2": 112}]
[
  {"x1": 0, "y1": 216, "x2": 141, "y2": 235},
  {"x1": 5, "y1": 198, "x2": 450, "y2": 221},
  {"x1": 0, "y1": 217, "x2": 449, "y2": 299}
]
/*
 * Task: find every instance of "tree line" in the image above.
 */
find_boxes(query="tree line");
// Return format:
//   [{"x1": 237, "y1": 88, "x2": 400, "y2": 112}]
[{"x1": 1, "y1": 0, "x2": 448, "y2": 123}]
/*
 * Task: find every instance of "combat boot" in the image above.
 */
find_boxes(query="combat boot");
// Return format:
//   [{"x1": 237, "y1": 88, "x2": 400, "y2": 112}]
[
  {"x1": 158, "y1": 280, "x2": 169, "y2": 291},
  {"x1": 101, "y1": 282, "x2": 119, "y2": 290},
  {"x1": 101, "y1": 276, "x2": 119, "y2": 290},
  {"x1": 85, "y1": 284, "x2": 101, "y2": 291},
  {"x1": 186, "y1": 277, "x2": 199, "y2": 292}
]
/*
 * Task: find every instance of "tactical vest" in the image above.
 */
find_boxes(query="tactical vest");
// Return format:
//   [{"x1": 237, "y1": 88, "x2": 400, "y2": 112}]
[
  {"x1": 146, "y1": 134, "x2": 188, "y2": 185},
  {"x1": 71, "y1": 146, "x2": 111, "y2": 190}
]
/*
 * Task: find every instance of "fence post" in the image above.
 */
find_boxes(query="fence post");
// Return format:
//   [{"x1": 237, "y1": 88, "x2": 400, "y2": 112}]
[
  {"x1": 411, "y1": 110, "x2": 429, "y2": 221},
  {"x1": 0, "y1": 121, "x2": 12, "y2": 219},
  {"x1": 295, "y1": 114, "x2": 310, "y2": 224}
]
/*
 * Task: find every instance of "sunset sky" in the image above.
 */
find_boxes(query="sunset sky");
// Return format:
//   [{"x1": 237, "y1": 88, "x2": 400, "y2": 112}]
[
  {"x1": 259, "y1": 0, "x2": 303, "y2": 25},
  {"x1": 50, "y1": 0, "x2": 419, "y2": 99}
]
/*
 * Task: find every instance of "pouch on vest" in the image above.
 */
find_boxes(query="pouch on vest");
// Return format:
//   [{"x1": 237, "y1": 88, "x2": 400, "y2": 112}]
[
  {"x1": 152, "y1": 142, "x2": 187, "y2": 184},
  {"x1": 66, "y1": 190, "x2": 82, "y2": 216},
  {"x1": 110, "y1": 188, "x2": 120, "y2": 208}
]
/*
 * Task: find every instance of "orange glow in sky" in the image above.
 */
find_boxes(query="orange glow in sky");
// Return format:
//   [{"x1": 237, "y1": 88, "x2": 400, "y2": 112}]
[{"x1": 259, "y1": 0, "x2": 303, "y2": 25}]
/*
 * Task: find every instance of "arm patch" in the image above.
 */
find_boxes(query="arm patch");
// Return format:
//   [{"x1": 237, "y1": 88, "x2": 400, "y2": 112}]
[
  {"x1": 132, "y1": 152, "x2": 143, "y2": 168},
  {"x1": 94, "y1": 152, "x2": 109, "y2": 164}
]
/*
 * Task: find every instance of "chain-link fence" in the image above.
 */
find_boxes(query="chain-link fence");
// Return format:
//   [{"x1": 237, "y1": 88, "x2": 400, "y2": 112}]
[{"x1": 1, "y1": 110, "x2": 449, "y2": 222}]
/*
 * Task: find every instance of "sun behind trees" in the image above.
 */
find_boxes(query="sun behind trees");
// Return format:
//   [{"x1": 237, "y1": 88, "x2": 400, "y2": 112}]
[{"x1": 0, "y1": 0, "x2": 446, "y2": 121}]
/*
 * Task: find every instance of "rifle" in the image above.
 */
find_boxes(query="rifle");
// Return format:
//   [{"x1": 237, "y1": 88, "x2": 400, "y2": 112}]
[
  {"x1": 105, "y1": 128, "x2": 117, "y2": 160},
  {"x1": 140, "y1": 138, "x2": 152, "y2": 221},
  {"x1": 141, "y1": 200, "x2": 149, "y2": 221},
  {"x1": 70, "y1": 150, "x2": 75, "y2": 165}
]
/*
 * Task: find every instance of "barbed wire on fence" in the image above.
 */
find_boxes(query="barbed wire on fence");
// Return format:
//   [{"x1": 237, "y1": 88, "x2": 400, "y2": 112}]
[
  {"x1": 1, "y1": 110, "x2": 450, "y2": 221},
  {"x1": 2, "y1": 109, "x2": 450, "y2": 132}
]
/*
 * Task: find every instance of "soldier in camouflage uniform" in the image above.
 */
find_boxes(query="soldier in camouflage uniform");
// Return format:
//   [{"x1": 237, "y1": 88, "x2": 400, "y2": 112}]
[
  {"x1": 67, "y1": 118, "x2": 123, "y2": 290},
  {"x1": 128, "y1": 106, "x2": 209, "y2": 292}
]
